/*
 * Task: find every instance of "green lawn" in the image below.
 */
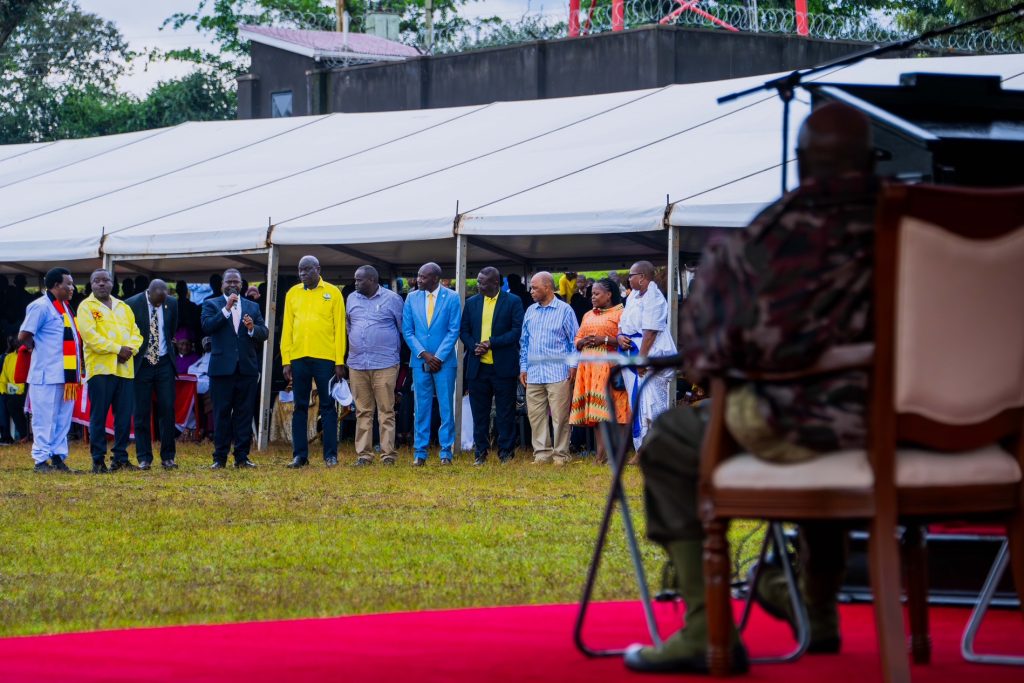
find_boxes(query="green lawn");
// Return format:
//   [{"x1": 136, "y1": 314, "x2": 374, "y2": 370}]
[{"x1": 0, "y1": 441, "x2": 761, "y2": 637}]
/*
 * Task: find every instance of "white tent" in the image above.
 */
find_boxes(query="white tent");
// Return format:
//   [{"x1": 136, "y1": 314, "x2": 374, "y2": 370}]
[{"x1": 2, "y1": 52, "x2": 1021, "y2": 447}]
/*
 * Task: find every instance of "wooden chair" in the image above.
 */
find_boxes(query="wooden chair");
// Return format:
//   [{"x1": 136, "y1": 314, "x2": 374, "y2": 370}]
[{"x1": 698, "y1": 183, "x2": 1024, "y2": 683}]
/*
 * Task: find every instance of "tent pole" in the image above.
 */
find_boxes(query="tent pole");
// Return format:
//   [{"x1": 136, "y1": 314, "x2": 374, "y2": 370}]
[
  {"x1": 666, "y1": 225, "x2": 680, "y2": 404},
  {"x1": 453, "y1": 234, "x2": 468, "y2": 455},
  {"x1": 257, "y1": 245, "x2": 279, "y2": 451},
  {"x1": 101, "y1": 253, "x2": 114, "y2": 275}
]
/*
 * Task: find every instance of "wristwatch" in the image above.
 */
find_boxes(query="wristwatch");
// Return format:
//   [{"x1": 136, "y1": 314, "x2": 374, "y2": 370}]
[{"x1": 604, "y1": 336, "x2": 609, "y2": 345}]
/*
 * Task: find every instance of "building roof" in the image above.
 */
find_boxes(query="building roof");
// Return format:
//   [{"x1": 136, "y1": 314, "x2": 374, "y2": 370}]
[{"x1": 238, "y1": 24, "x2": 420, "y2": 63}]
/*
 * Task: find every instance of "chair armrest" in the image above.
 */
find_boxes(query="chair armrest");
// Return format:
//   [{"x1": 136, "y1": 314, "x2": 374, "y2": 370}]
[{"x1": 724, "y1": 343, "x2": 874, "y2": 383}]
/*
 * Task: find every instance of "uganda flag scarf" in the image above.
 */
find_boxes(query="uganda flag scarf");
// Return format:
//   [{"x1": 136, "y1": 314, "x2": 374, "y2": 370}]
[{"x1": 48, "y1": 291, "x2": 83, "y2": 400}]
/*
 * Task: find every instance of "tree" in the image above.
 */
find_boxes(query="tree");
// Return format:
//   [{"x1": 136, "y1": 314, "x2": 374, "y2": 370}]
[
  {"x1": 0, "y1": 0, "x2": 40, "y2": 52},
  {"x1": 0, "y1": 0, "x2": 133, "y2": 142}
]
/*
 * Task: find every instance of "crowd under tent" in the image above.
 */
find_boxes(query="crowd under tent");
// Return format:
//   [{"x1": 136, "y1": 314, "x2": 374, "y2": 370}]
[{"x1": 1, "y1": 54, "x2": 1021, "y2": 447}]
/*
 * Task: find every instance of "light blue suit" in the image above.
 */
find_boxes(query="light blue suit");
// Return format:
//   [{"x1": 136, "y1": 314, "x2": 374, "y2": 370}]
[{"x1": 402, "y1": 287, "x2": 462, "y2": 460}]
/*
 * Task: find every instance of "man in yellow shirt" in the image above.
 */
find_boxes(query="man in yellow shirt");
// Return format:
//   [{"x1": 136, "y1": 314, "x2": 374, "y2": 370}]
[
  {"x1": 557, "y1": 271, "x2": 578, "y2": 302},
  {"x1": 76, "y1": 269, "x2": 144, "y2": 473},
  {"x1": 280, "y1": 255, "x2": 347, "y2": 468},
  {"x1": 0, "y1": 334, "x2": 28, "y2": 444}
]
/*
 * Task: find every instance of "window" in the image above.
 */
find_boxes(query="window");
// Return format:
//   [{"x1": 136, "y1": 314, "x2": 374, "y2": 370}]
[{"x1": 271, "y1": 91, "x2": 293, "y2": 118}]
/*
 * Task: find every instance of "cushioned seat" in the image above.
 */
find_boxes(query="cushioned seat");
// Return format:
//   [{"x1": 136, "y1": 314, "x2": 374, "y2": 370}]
[{"x1": 714, "y1": 445, "x2": 1020, "y2": 490}]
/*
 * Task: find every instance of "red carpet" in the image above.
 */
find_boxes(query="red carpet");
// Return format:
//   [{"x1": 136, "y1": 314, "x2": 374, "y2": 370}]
[{"x1": 0, "y1": 601, "x2": 1021, "y2": 682}]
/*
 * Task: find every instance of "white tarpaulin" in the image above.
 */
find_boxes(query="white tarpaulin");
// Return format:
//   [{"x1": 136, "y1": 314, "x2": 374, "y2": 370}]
[{"x1": 0, "y1": 53, "x2": 1021, "y2": 271}]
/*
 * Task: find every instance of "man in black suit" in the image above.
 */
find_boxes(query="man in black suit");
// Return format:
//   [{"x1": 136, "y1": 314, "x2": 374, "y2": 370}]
[
  {"x1": 127, "y1": 279, "x2": 179, "y2": 469},
  {"x1": 460, "y1": 267, "x2": 524, "y2": 465},
  {"x1": 201, "y1": 268, "x2": 268, "y2": 469}
]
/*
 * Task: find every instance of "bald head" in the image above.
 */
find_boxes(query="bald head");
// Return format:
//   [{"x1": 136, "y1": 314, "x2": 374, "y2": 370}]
[
  {"x1": 147, "y1": 279, "x2": 169, "y2": 306},
  {"x1": 797, "y1": 102, "x2": 874, "y2": 184},
  {"x1": 298, "y1": 255, "x2": 321, "y2": 289},
  {"x1": 417, "y1": 262, "x2": 442, "y2": 292},
  {"x1": 529, "y1": 271, "x2": 555, "y2": 305}
]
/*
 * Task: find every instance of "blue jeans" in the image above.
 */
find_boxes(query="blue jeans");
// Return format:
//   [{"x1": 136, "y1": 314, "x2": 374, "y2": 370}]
[
  {"x1": 291, "y1": 357, "x2": 338, "y2": 461},
  {"x1": 412, "y1": 364, "x2": 456, "y2": 460}
]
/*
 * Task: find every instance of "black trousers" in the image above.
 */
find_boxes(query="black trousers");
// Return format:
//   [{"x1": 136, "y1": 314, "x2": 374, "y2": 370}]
[
  {"x1": 87, "y1": 375, "x2": 134, "y2": 465},
  {"x1": 639, "y1": 404, "x2": 846, "y2": 579},
  {"x1": 210, "y1": 371, "x2": 257, "y2": 464},
  {"x1": 468, "y1": 364, "x2": 517, "y2": 458},
  {"x1": 134, "y1": 356, "x2": 176, "y2": 464},
  {"x1": 1, "y1": 393, "x2": 27, "y2": 441}
]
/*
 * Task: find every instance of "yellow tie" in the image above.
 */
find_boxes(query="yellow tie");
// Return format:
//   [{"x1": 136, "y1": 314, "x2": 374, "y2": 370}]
[{"x1": 426, "y1": 291, "x2": 435, "y2": 327}]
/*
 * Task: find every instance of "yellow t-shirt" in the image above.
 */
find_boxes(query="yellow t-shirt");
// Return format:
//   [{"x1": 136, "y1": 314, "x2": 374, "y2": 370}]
[
  {"x1": 76, "y1": 294, "x2": 143, "y2": 380},
  {"x1": 557, "y1": 274, "x2": 575, "y2": 301},
  {"x1": 280, "y1": 278, "x2": 347, "y2": 365},
  {"x1": 0, "y1": 352, "x2": 25, "y2": 396},
  {"x1": 480, "y1": 294, "x2": 498, "y2": 364}
]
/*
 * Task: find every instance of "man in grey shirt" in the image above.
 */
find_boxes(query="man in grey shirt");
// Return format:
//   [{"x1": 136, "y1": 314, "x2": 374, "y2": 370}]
[{"x1": 346, "y1": 265, "x2": 405, "y2": 465}]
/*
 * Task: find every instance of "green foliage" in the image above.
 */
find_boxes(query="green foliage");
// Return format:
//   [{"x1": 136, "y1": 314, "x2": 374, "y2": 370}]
[
  {"x1": 0, "y1": 1, "x2": 236, "y2": 143},
  {"x1": 895, "y1": 0, "x2": 1024, "y2": 40},
  {"x1": 0, "y1": 0, "x2": 41, "y2": 51}
]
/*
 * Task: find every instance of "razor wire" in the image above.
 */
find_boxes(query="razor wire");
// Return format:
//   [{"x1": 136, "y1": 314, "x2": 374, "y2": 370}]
[{"x1": 136, "y1": 1, "x2": 1023, "y2": 70}]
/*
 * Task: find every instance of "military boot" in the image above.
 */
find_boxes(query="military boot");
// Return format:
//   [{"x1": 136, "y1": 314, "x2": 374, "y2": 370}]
[
  {"x1": 624, "y1": 540, "x2": 748, "y2": 674},
  {"x1": 753, "y1": 564, "x2": 841, "y2": 653}
]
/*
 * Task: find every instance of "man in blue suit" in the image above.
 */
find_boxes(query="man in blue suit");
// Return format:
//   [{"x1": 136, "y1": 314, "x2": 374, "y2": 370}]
[
  {"x1": 402, "y1": 262, "x2": 461, "y2": 465},
  {"x1": 460, "y1": 267, "x2": 524, "y2": 465},
  {"x1": 201, "y1": 268, "x2": 269, "y2": 469}
]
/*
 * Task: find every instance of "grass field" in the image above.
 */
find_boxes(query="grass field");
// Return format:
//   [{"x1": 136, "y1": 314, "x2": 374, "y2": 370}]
[{"x1": 0, "y1": 441, "x2": 760, "y2": 637}]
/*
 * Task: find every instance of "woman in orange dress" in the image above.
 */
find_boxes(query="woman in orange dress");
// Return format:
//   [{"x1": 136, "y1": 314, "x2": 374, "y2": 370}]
[{"x1": 570, "y1": 278, "x2": 630, "y2": 462}]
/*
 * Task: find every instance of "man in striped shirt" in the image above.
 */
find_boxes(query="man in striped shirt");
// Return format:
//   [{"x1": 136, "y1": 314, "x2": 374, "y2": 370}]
[{"x1": 519, "y1": 272, "x2": 579, "y2": 465}]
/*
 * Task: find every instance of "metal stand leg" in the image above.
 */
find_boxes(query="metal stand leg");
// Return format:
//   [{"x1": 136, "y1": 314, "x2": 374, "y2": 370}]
[
  {"x1": 738, "y1": 522, "x2": 811, "y2": 663},
  {"x1": 574, "y1": 370, "x2": 663, "y2": 657},
  {"x1": 961, "y1": 540, "x2": 1024, "y2": 665}
]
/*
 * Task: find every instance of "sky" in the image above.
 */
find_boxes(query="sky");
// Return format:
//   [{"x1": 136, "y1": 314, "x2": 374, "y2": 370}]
[{"x1": 77, "y1": 1, "x2": 561, "y2": 96}]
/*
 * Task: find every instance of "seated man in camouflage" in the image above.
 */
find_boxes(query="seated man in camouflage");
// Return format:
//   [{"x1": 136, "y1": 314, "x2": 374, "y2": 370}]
[{"x1": 625, "y1": 102, "x2": 879, "y2": 674}]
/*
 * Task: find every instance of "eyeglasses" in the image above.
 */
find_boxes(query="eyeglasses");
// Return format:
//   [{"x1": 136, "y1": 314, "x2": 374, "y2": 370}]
[{"x1": 626, "y1": 272, "x2": 642, "y2": 279}]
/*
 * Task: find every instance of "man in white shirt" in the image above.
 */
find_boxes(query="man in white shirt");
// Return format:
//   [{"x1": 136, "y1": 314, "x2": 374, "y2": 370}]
[{"x1": 617, "y1": 261, "x2": 675, "y2": 450}]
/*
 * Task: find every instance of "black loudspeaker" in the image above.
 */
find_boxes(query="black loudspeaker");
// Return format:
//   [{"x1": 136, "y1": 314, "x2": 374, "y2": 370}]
[{"x1": 841, "y1": 530, "x2": 1018, "y2": 608}]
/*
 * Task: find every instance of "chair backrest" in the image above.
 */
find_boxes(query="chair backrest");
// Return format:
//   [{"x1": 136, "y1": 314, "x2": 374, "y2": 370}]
[{"x1": 874, "y1": 183, "x2": 1024, "y2": 453}]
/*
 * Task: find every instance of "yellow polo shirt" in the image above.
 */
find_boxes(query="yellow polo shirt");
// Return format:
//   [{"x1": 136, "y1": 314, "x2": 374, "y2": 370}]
[
  {"x1": 1, "y1": 352, "x2": 25, "y2": 396},
  {"x1": 280, "y1": 278, "x2": 346, "y2": 365},
  {"x1": 480, "y1": 294, "x2": 498, "y2": 365},
  {"x1": 76, "y1": 294, "x2": 144, "y2": 379}
]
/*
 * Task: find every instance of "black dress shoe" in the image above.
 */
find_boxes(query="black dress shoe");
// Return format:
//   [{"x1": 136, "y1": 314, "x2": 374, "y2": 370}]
[
  {"x1": 287, "y1": 457, "x2": 309, "y2": 468},
  {"x1": 325, "y1": 456, "x2": 339, "y2": 467},
  {"x1": 234, "y1": 458, "x2": 257, "y2": 468},
  {"x1": 50, "y1": 458, "x2": 81, "y2": 473},
  {"x1": 92, "y1": 462, "x2": 110, "y2": 474},
  {"x1": 210, "y1": 460, "x2": 227, "y2": 469},
  {"x1": 33, "y1": 461, "x2": 54, "y2": 474},
  {"x1": 162, "y1": 460, "x2": 178, "y2": 470},
  {"x1": 111, "y1": 461, "x2": 140, "y2": 472}
]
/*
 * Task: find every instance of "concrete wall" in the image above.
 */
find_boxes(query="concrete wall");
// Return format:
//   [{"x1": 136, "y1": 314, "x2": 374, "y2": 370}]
[{"x1": 240, "y1": 25, "x2": 935, "y2": 118}]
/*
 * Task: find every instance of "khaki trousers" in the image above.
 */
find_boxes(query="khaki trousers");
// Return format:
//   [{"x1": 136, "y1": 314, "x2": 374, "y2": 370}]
[
  {"x1": 526, "y1": 379, "x2": 572, "y2": 463},
  {"x1": 348, "y1": 365, "x2": 399, "y2": 460}
]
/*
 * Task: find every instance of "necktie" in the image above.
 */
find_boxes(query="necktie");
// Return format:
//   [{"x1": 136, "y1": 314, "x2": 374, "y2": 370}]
[
  {"x1": 231, "y1": 301, "x2": 241, "y2": 333},
  {"x1": 426, "y1": 292, "x2": 435, "y2": 327},
  {"x1": 146, "y1": 306, "x2": 160, "y2": 365}
]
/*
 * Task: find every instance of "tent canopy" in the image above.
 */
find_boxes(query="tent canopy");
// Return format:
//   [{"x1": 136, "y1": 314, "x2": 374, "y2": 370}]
[{"x1": 0, "y1": 54, "x2": 1021, "y2": 277}]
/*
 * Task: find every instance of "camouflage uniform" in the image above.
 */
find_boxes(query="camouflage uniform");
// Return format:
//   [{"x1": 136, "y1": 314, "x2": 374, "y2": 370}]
[{"x1": 642, "y1": 173, "x2": 879, "y2": 544}]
